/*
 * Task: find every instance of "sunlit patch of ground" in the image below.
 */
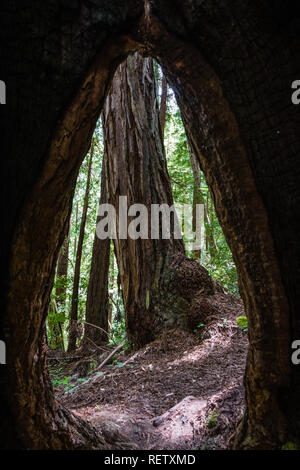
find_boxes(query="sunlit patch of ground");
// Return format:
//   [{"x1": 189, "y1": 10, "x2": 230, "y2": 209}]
[{"x1": 56, "y1": 294, "x2": 247, "y2": 449}]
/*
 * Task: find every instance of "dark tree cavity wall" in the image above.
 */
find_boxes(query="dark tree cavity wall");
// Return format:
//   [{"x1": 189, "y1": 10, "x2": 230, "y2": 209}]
[{"x1": 1, "y1": 0, "x2": 300, "y2": 450}]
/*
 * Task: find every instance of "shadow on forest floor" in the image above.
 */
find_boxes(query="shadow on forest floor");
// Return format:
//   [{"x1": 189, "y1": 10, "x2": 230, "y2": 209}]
[{"x1": 51, "y1": 292, "x2": 247, "y2": 450}]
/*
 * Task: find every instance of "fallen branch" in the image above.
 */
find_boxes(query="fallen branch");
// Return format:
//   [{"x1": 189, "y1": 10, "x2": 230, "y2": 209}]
[
  {"x1": 82, "y1": 321, "x2": 111, "y2": 339},
  {"x1": 95, "y1": 342, "x2": 125, "y2": 372},
  {"x1": 120, "y1": 350, "x2": 140, "y2": 368},
  {"x1": 85, "y1": 336, "x2": 111, "y2": 352}
]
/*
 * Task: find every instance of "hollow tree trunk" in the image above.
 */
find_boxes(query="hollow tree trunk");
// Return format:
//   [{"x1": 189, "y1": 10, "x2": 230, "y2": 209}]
[
  {"x1": 68, "y1": 141, "x2": 94, "y2": 352},
  {"x1": 1, "y1": 20, "x2": 137, "y2": 448},
  {"x1": 102, "y1": 53, "x2": 200, "y2": 348},
  {"x1": 134, "y1": 11, "x2": 295, "y2": 448},
  {"x1": 83, "y1": 162, "x2": 110, "y2": 347},
  {"x1": 3, "y1": 1, "x2": 300, "y2": 450}
]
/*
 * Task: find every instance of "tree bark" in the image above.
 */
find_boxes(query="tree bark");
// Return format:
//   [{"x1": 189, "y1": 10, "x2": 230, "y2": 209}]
[
  {"x1": 159, "y1": 75, "x2": 168, "y2": 137},
  {"x1": 135, "y1": 13, "x2": 293, "y2": 447},
  {"x1": 68, "y1": 141, "x2": 94, "y2": 352},
  {"x1": 102, "y1": 53, "x2": 184, "y2": 348},
  {"x1": 102, "y1": 53, "x2": 215, "y2": 348},
  {"x1": 3, "y1": 2, "x2": 300, "y2": 450},
  {"x1": 73, "y1": 202, "x2": 79, "y2": 262},
  {"x1": 188, "y1": 141, "x2": 217, "y2": 262},
  {"x1": 1, "y1": 27, "x2": 136, "y2": 449},
  {"x1": 54, "y1": 230, "x2": 70, "y2": 351},
  {"x1": 189, "y1": 147, "x2": 203, "y2": 260},
  {"x1": 83, "y1": 162, "x2": 110, "y2": 346}
]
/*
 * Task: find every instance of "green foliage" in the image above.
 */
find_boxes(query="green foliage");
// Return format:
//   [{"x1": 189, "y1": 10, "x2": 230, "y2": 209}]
[
  {"x1": 47, "y1": 310, "x2": 65, "y2": 327},
  {"x1": 47, "y1": 70, "x2": 239, "y2": 353},
  {"x1": 47, "y1": 122, "x2": 104, "y2": 349},
  {"x1": 48, "y1": 362, "x2": 75, "y2": 392},
  {"x1": 203, "y1": 240, "x2": 238, "y2": 295},
  {"x1": 282, "y1": 441, "x2": 298, "y2": 450},
  {"x1": 115, "y1": 361, "x2": 125, "y2": 368},
  {"x1": 109, "y1": 316, "x2": 126, "y2": 345},
  {"x1": 206, "y1": 409, "x2": 220, "y2": 429},
  {"x1": 164, "y1": 89, "x2": 238, "y2": 296},
  {"x1": 165, "y1": 108, "x2": 194, "y2": 205},
  {"x1": 49, "y1": 362, "x2": 92, "y2": 392},
  {"x1": 108, "y1": 297, "x2": 131, "y2": 349},
  {"x1": 193, "y1": 323, "x2": 205, "y2": 333},
  {"x1": 236, "y1": 316, "x2": 248, "y2": 332}
]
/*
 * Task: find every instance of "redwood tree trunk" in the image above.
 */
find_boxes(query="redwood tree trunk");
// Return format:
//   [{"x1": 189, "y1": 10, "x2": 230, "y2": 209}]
[
  {"x1": 189, "y1": 147, "x2": 203, "y2": 260},
  {"x1": 68, "y1": 142, "x2": 94, "y2": 352},
  {"x1": 102, "y1": 53, "x2": 216, "y2": 349},
  {"x1": 135, "y1": 12, "x2": 294, "y2": 448},
  {"x1": 3, "y1": 1, "x2": 300, "y2": 450},
  {"x1": 159, "y1": 75, "x2": 168, "y2": 137},
  {"x1": 102, "y1": 53, "x2": 187, "y2": 348},
  {"x1": 83, "y1": 163, "x2": 110, "y2": 346},
  {"x1": 0, "y1": 19, "x2": 137, "y2": 449},
  {"x1": 54, "y1": 231, "x2": 70, "y2": 351}
]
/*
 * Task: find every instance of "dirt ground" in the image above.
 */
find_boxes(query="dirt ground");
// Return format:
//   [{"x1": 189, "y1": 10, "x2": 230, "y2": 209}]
[{"x1": 53, "y1": 292, "x2": 248, "y2": 450}]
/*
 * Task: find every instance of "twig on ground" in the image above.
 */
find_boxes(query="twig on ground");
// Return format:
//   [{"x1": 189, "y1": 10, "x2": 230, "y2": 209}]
[
  {"x1": 85, "y1": 336, "x2": 111, "y2": 352},
  {"x1": 95, "y1": 342, "x2": 125, "y2": 372},
  {"x1": 82, "y1": 321, "x2": 112, "y2": 340}
]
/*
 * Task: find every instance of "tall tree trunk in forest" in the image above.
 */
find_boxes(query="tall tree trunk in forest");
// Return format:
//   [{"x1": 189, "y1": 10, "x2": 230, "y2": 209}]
[
  {"x1": 205, "y1": 191, "x2": 217, "y2": 261},
  {"x1": 102, "y1": 53, "x2": 214, "y2": 348},
  {"x1": 189, "y1": 145, "x2": 217, "y2": 261},
  {"x1": 68, "y1": 143, "x2": 94, "y2": 352},
  {"x1": 83, "y1": 163, "x2": 110, "y2": 347},
  {"x1": 3, "y1": 2, "x2": 300, "y2": 451},
  {"x1": 189, "y1": 148, "x2": 203, "y2": 260},
  {"x1": 102, "y1": 53, "x2": 185, "y2": 348},
  {"x1": 159, "y1": 75, "x2": 168, "y2": 138},
  {"x1": 73, "y1": 202, "x2": 78, "y2": 261},
  {"x1": 54, "y1": 230, "x2": 70, "y2": 351}
]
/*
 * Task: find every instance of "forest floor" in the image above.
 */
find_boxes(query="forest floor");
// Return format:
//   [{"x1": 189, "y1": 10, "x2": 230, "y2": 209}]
[{"x1": 51, "y1": 292, "x2": 247, "y2": 450}]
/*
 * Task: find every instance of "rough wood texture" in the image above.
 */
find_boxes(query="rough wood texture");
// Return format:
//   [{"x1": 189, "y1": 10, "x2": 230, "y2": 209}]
[
  {"x1": 1, "y1": 0, "x2": 300, "y2": 449},
  {"x1": 133, "y1": 11, "x2": 294, "y2": 448},
  {"x1": 159, "y1": 75, "x2": 168, "y2": 137},
  {"x1": 68, "y1": 142, "x2": 94, "y2": 352},
  {"x1": 84, "y1": 162, "x2": 110, "y2": 346},
  {"x1": 102, "y1": 53, "x2": 187, "y2": 348}
]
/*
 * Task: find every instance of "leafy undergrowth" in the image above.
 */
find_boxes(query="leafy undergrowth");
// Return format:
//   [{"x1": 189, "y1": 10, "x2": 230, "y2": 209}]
[{"x1": 49, "y1": 292, "x2": 248, "y2": 450}]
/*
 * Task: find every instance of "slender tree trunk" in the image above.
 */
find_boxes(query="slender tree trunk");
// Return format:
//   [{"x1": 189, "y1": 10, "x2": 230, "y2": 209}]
[
  {"x1": 102, "y1": 53, "x2": 183, "y2": 348},
  {"x1": 54, "y1": 228, "x2": 70, "y2": 351},
  {"x1": 188, "y1": 144, "x2": 217, "y2": 262},
  {"x1": 68, "y1": 142, "x2": 94, "y2": 352},
  {"x1": 206, "y1": 191, "x2": 217, "y2": 261},
  {"x1": 102, "y1": 53, "x2": 215, "y2": 348},
  {"x1": 189, "y1": 147, "x2": 203, "y2": 260},
  {"x1": 73, "y1": 202, "x2": 78, "y2": 262},
  {"x1": 83, "y1": 162, "x2": 110, "y2": 346},
  {"x1": 159, "y1": 75, "x2": 168, "y2": 137}
]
